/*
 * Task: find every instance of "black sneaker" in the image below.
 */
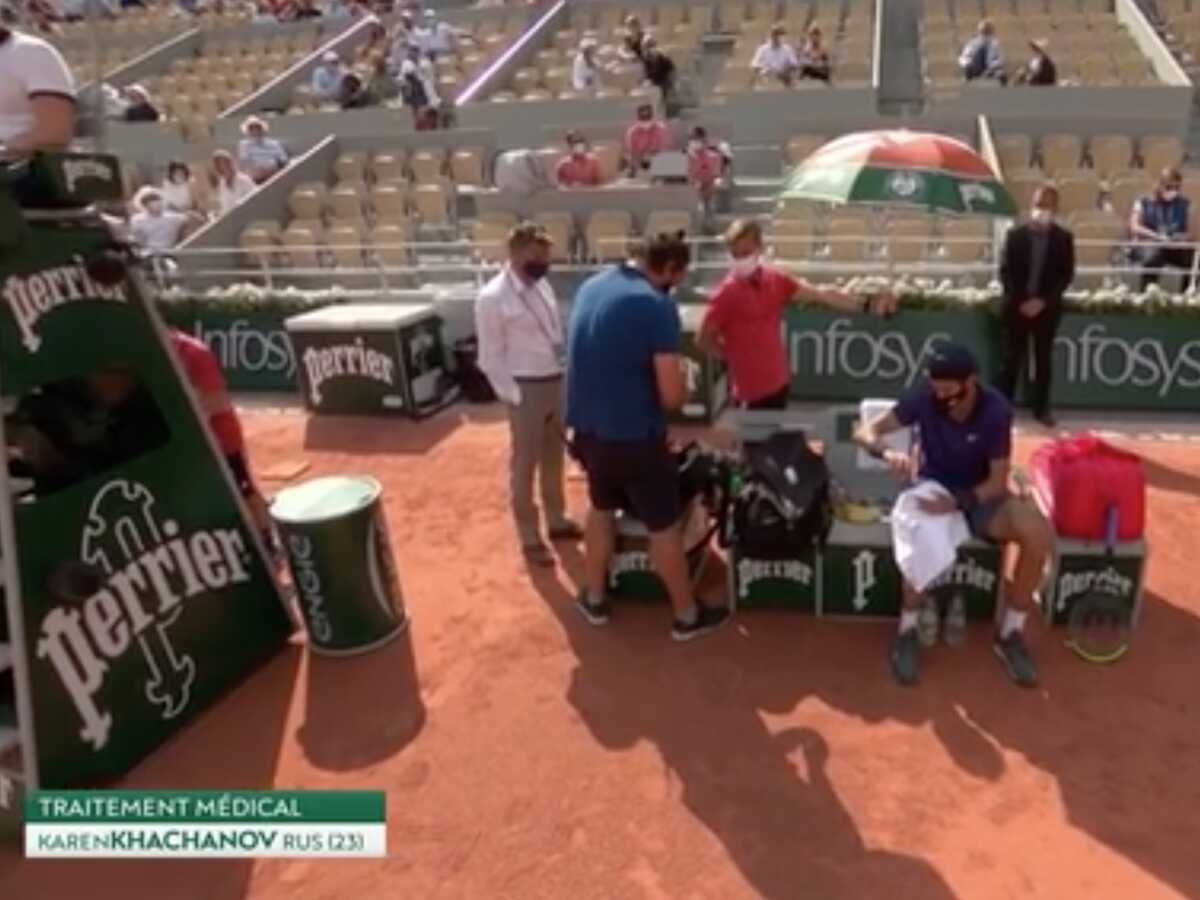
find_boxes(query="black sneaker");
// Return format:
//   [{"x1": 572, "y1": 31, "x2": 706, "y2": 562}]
[
  {"x1": 574, "y1": 590, "x2": 611, "y2": 627},
  {"x1": 671, "y1": 605, "x2": 730, "y2": 642},
  {"x1": 993, "y1": 631, "x2": 1038, "y2": 688},
  {"x1": 890, "y1": 629, "x2": 920, "y2": 685}
]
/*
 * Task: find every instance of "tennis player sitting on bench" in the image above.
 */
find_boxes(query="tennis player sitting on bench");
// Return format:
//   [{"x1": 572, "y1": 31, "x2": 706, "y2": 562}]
[{"x1": 854, "y1": 341, "x2": 1052, "y2": 688}]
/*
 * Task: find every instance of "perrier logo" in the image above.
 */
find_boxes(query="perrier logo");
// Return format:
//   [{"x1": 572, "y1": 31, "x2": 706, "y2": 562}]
[
  {"x1": 36, "y1": 480, "x2": 254, "y2": 751},
  {"x1": 2, "y1": 261, "x2": 129, "y2": 353},
  {"x1": 302, "y1": 338, "x2": 396, "y2": 407}
]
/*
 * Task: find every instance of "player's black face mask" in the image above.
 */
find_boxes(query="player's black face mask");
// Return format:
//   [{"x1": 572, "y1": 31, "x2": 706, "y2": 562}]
[{"x1": 933, "y1": 384, "x2": 967, "y2": 415}]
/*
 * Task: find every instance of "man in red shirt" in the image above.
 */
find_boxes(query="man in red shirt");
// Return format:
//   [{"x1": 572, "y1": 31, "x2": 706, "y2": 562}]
[
  {"x1": 168, "y1": 329, "x2": 276, "y2": 551},
  {"x1": 554, "y1": 130, "x2": 604, "y2": 187},
  {"x1": 624, "y1": 103, "x2": 669, "y2": 175},
  {"x1": 698, "y1": 219, "x2": 897, "y2": 409}
]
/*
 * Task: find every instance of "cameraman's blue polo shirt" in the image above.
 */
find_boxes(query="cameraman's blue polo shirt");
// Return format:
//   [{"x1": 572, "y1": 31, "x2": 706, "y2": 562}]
[{"x1": 565, "y1": 264, "x2": 681, "y2": 441}]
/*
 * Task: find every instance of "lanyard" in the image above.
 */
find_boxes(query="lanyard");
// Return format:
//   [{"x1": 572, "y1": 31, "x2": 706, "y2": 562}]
[{"x1": 506, "y1": 269, "x2": 561, "y2": 350}]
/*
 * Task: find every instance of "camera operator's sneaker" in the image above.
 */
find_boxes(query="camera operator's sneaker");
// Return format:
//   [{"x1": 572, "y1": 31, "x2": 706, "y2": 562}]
[
  {"x1": 890, "y1": 629, "x2": 920, "y2": 685},
  {"x1": 993, "y1": 631, "x2": 1038, "y2": 688},
  {"x1": 671, "y1": 605, "x2": 730, "y2": 642},
  {"x1": 574, "y1": 590, "x2": 611, "y2": 627}
]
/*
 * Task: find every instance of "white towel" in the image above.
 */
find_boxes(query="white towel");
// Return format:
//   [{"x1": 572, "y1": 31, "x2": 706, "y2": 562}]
[{"x1": 891, "y1": 480, "x2": 971, "y2": 592}]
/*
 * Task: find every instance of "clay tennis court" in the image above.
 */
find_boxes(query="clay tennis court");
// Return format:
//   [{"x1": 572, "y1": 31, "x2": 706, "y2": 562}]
[{"x1": 2, "y1": 405, "x2": 1198, "y2": 900}]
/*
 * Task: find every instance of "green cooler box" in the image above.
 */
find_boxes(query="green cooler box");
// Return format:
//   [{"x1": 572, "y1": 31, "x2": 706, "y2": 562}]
[
  {"x1": 728, "y1": 545, "x2": 820, "y2": 612},
  {"x1": 285, "y1": 303, "x2": 456, "y2": 417},
  {"x1": 271, "y1": 475, "x2": 409, "y2": 656},
  {"x1": 673, "y1": 304, "x2": 726, "y2": 425},
  {"x1": 1038, "y1": 537, "x2": 1147, "y2": 627}
]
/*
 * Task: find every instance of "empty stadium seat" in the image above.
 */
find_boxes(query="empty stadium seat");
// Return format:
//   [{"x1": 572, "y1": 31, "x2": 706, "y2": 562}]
[
  {"x1": 473, "y1": 220, "x2": 510, "y2": 264},
  {"x1": 288, "y1": 184, "x2": 327, "y2": 221},
  {"x1": 1040, "y1": 134, "x2": 1083, "y2": 178},
  {"x1": 643, "y1": 210, "x2": 693, "y2": 240},
  {"x1": 885, "y1": 217, "x2": 933, "y2": 264},
  {"x1": 1141, "y1": 135, "x2": 1184, "y2": 174},
  {"x1": 939, "y1": 217, "x2": 991, "y2": 264},
  {"x1": 239, "y1": 225, "x2": 277, "y2": 267},
  {"x1": 328, "y1": 224, "x2": 366, "y2": 268},
  {"x1": 1005, "y1": 169, "x2": 1046, "y2": 213},
  {"x1": 825, "y1": 216, "x2": 871, "y2": 263},
  {"x1": 414, "y1": 183, "x2": 452, "y2": 225},
  {"x1": 771, "y1": 217, "x2": 816, "y2": 260},
  {"x1": 282, "y1": 223, "x2": 324, "y2": 268},
  {"x1": 1056, "y1": 170, "x2": 1102, "y2": 215},
  {"x1": 411, "y1": 150, "x2": 447, "y2": 184},
  {"x1": 1089, "y1": 134, "x2": 1134, "y2": 182},
  {"x1": 373, "y1": 222, "x2": 413, "y2": 267},
  {"x1": 334, "y1": 152, "x2": 368, "y2": 183},
  {"x1": 533, "y1": 212, "x2": 574, "y2": 263},
  {"x1": 330, "y1": 184, "x2": 367, "y2": 222},
  {"x1": 372, "y1": 183, "x2": 411, "y2": 218},
  {"x1": 587, "y1": 211, "x2": 634, "y2": 261},
  {"x1": 372, "y1": 152, "x2": 408, "y2": 184},
  {"x1": 995, "y1": 134, "x2": 1032, "y2": 174},
  {"x1": 786, "y1": 134, "x2": 829, "y2": 166},
  {"x1": 450, "y1": 148, "x2": 488, "y2": 187}
]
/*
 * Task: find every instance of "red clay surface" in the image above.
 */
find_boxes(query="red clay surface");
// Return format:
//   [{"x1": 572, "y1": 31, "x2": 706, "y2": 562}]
[{"x1": 2, "y1": 405, "x2": 1199, "y2": 900}]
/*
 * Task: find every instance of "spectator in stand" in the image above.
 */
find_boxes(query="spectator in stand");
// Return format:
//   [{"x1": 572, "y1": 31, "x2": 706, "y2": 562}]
[
  {"x1": 1130, "y1": 167, "x2": 1195, "y2": 291},
  {"x1": 287, "y1": 0, "x2": 323, "y2": 19},
  {"x1": 357, "y1": 18, "x2": 389, "y2": 62},
  {"x1": 208, "y1": 149, "x2": 256, "y2": 215},
  {"x1": 640, "y1": 37, "x2": 677, "y2": 113},
  {"x1": 798, "y1": 25, "x2": 831, "y2": 83},
  {"x1": 414, "y1": 7, "x2": 456, "y2": 56},
  {"x1": 624, "y1": 102, "x2": 669, "y2": 175},
  {"x1": 129, "y1": 188, "x2": 203, "y2": 254},
  {"x1": 572, "y1": 37, "x2": 602, "y2": 92},
  {"x1": 121, "y1": 85, "x2": 159, "y2": 122},
  {"x1": 959, "y1": 19, "x2": 1006, "y2": 85},
  {"x1": 686, "y1": 126, "x2": 729, "y2": 226},
  {"x1": 1015, "y1": 38, "x2": 1056, "y2": 86},
  {"x1": 556, "y1": 131, "x2": 603, "y2": 188},
  {"x1": 236, "y1": 115, "x2": 288, "y2": 183},
  {"x1": 622, "y1": 14, "x2": 646, "y2": 60},
  {"x1": 311, "y1": 51, "x2": 347, "y2": 101},
  {"x1": 339, "y1": 72, "x2": 372, "y2": 108},
  {"x1": 752, "y1": 25, "x2": 799, "y2": 86},
  {"x1": 389, "y1": 12, "x2": 417, "y2": 70},
  {"x1": 0, "y1": 22, "x2": 76, "y2": 158},
  {"x1": 366, "y1": 55, "x2": 400, "y2": 103},
  {"x1": 160, "y1": 160, "x2": 200, "y2": 213},
  {"x1": 399, "y1": 44, "x2": 439, "y2": 128}
]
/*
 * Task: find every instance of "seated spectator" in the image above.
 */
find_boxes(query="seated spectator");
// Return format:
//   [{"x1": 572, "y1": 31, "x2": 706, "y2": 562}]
[
  {"x1": 414, "y1": 7, "x2": 456, "y2": 56},
  {"x1": 287, "y1": 0, "x2": 323, "y2": 19},
  {"x1": 1130, "y1": 167, "x2": 1195, "y2": 292},
  {"x1": 555, "y1": 132, "x2": 603, "y2": 187},
  {"x1": 641, "y1": 37, "x2": 677, "y2": 111},
  {"x1": 622, "y1": 15, "x2": 645, "y2": 60},
  {"x1": 798, "y1": 25, "x2": 831, "y2": 82},
  {"x1": 311, "y1": 51, "x2": 347, "y2": 101},
  {"x1": 101, "y1": 83, "x2": 130, "y2": 119},
  {"x1": 959, "y1": 19, "x2": 1006, "y2": 85},
  {"x1": 687, "y1": 126, "x2": 730, "y2": 225},
  {"x1": 624, "y1": 103, "x2": 669, "y2": 175},
  {"x1": 236, "y1": 116, "x2": 288, "y2": 184},
  {"x1": 399, "y1": 46, "x2": 440, "y2": 128},
  {"x1": 1015, "y1": 38, "x2": 1056, "y2": 86},
  {"x1": 366, "y1": 56, "x2": 400, "y2": 103},
  {"x1": 339, "y1": 72, "x2": 372, "y2": 108},
  {"x1": 752, "y1": 26, "x2": 799, "y2": 86},
  {"x1": 357, "y1": 18, "x2": 389, "y2": 62},
  {"x1": 208, "y1": 149, "x2": 256, "y2": 215},
  {"x1": 389, "y1": 12, "x2": 417, "y2": 71},
  {"x1": 572, "y1": 38, "x2": 602, "y2": 92},
  {"x1": 129, "y1": 188, "x2": 203, "y2": 254},
  {"x1": 160, "y1": 160, "x2": 200, "y2": 213}
]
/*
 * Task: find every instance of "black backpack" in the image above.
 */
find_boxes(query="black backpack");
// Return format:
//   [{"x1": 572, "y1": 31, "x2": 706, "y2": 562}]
[{"x1": 724, "y1": 431, "x2": 832, "y2": 555}]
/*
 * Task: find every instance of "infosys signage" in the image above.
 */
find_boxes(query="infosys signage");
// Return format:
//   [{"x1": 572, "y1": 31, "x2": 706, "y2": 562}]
[
  {"x1": 783, "y1": 309, "x2": 1200, "y2": 411},
  {"x1": 156, "y1": 309, "x2": 296, "y2": 391}
]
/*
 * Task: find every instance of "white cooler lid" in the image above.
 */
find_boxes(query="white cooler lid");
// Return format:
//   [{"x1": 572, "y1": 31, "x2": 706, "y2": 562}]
[{"x1": 285, "y1": 303, "x2": 437, "y2": 332}]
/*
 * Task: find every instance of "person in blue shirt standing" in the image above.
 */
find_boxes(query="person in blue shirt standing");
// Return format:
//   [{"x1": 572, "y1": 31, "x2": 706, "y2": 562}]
[
  {"x1": 854, "y1": 342, "x2": 1052, "y2": 688},
  {"x1": 566, "y1": 232, "x2": 730, "y2": 642},
  {"x1": 1129, "y1": 167, "x2": 1195, "y2": 292}
]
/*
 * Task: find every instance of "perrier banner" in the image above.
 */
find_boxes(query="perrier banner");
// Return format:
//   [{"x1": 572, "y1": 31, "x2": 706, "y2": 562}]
[{"x1": 0, "y1": 211, "x2": 293, "y2": 792}]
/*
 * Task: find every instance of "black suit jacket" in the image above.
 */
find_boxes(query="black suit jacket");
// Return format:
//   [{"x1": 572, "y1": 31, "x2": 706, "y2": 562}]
[{"x1": 999, "y1": 222, "x2": 1076, "y2": 308}]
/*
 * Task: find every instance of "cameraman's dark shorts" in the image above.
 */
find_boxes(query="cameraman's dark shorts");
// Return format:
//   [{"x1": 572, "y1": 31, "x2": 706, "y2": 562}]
[{"x1": 574, "y1": 433, "x2": 680, "y2": 533}]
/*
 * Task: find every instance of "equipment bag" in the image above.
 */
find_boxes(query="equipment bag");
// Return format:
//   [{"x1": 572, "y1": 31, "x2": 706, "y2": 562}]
[
  {"x1": 726, "y1": 431, "x2": 832, "y2": 554},
  {"x1": 1029, "y1": 433, "x2": 1145, "y2": 541}
]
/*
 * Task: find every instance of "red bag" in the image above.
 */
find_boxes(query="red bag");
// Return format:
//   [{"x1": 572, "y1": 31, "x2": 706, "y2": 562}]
[{"x1": 1029, "y1": 434, "x2": 1145, "y2": 541}]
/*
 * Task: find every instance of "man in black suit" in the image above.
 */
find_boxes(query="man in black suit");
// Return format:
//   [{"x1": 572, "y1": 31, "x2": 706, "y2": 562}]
[{"x1": 996, "y1": 184, "x2": 1075, "y2": 427}]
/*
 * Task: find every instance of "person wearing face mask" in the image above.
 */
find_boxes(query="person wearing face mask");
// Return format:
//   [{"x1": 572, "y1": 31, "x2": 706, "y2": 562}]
[
  {"x1": 855, "y1": 342, "x2": 1052, "y2": 688},
  {"x1": 572, "y1": 37, "x2": 602, "y2": 92},
  {"x1": 1130, "y1": 167, "x2": 1195, "y2": 292},
  {"x1": 475, "y1": 223, "x2": 581, "y2": 567},
  {"x1": 698, "y1": 219, "x2": 895, "y2": 410},
  {"x1": 624, "y1": 103, "x2": 669, "y2": 175},
  {"x1": 566, "y1": 232, "x2": 731, "y2": 641},
  {"x1": 555, "y1": 130, "x2": 603, "y2": 187},
  {"x1": 128, "y1": 188, "x2": 202, "y2": 254},
  {"x1": 996, "y1": 185, "x2": 1075, "y2": 428}
]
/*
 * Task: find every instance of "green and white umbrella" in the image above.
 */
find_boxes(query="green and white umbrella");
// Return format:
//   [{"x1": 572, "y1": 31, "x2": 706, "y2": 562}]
[{"x1": 780, "y1": 129, "x2": 1017, "y2": 216}]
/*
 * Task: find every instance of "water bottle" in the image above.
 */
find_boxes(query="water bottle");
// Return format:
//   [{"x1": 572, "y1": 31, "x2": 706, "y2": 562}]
[
  {"x1": 945, "y1": 592, "x2": 967, "y2": 647},
  {"x1": 917, "y1": 595, "x2": 940, "y2": 648}
]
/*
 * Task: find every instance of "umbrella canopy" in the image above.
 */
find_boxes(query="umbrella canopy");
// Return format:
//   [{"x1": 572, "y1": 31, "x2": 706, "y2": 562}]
[{"x1": 780, "y1": 129, "x2": 1018, "y2": 216}]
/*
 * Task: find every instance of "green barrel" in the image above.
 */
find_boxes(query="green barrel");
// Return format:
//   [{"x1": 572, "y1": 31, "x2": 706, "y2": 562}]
[{"x1": 271, "y1": 476, "x2": 408, "y2": 656}]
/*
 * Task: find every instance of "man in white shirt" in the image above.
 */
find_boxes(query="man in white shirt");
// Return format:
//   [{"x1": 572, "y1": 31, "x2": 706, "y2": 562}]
[
  {"x1": 0, "y1": 25, "x2": 76, "y2": 156},
  {"x1": 413, "y1": 8, "x2": 456, "y2": 56},
  {"x1": 236, "y1": 115, "x2": 289, "y2": 184},
  {"x1": 475, "y1": 222, "x2": 581, "y2": 565},
  {"x1": 572, "y1": 38, "x2": 601, "y2": 92},
  {"x1": 129, "y1": 189, "x2": 202, "y2": 253},
  {"x1": 959, "y1": 19, "x2": 1006, "y2": 84},
  {"x1": 311, "y1": 51, "x2": 346, "y2": 101},
  {"x1": 751, "y1": 26, "x2": 799, "y2": 86}
]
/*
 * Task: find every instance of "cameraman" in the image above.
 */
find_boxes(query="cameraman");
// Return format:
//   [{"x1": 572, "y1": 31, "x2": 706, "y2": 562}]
[{"x1": 0, "y1": 22, "x2": 76, "y2": 157}]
